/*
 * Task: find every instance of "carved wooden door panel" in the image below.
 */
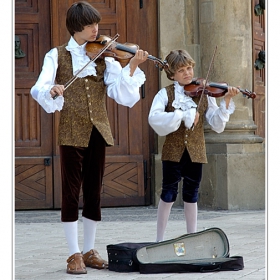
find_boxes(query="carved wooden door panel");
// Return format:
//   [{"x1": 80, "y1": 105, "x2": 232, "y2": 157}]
[
  {"x1": 252, "y1": 0, "x2": 265, "y2": 138},
  {"x1": 15, "y1": 0, "x2": 53, "y2": 209}
]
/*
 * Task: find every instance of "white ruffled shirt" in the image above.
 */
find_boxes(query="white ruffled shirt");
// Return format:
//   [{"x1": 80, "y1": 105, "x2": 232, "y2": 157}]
[
  {"x1": 148, "y1": 81, "x2": 235, "y2": 136},
  {"x1": 30, "y1": 37, "x2": 146, "y2": 113}
]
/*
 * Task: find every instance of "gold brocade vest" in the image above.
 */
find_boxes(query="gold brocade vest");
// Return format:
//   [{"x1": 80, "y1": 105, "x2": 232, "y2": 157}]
[
  {"x1": 161, "y1": 84, "x2": 208, "y2": 163},
  {"x1": 56, "y1": 44, "x2": 114, "y2": 147}
]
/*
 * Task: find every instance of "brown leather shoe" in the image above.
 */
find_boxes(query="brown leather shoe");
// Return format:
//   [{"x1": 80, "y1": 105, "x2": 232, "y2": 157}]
[
  {"x1": 83, "y1": 249, "x2": 108, "y2": 269},
  {"x1": 66, "y1": 253, "x2": 87, "y2": 274}
]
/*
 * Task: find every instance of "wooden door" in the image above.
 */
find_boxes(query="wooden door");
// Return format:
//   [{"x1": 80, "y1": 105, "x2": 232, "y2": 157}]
[
  {"x1": 252, "y1": 0, "x2": 265, "y2": 138},
  {"x1": 15, "y1": 0, "x2": 159, "y2": 209},
  {"x1": 15, "y1": 0, "x2": 53, "y2": 209}
]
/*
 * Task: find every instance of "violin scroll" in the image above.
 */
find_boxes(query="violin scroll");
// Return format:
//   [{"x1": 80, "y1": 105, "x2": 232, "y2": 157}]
[
  {"x1": 239, "y1": 88, "x2": 256, "y2": 99},
  {"x1": 152, "y1": 58, "x2": 169, "y2": 71}
]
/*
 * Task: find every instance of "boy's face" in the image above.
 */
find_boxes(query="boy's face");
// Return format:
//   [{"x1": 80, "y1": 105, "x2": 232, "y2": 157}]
[
  {"x1": 73, "y1": 23, "x2": 99, "y2": 45},
  {"x1": 171, "y1": 65, "x2": 194, "y2": 86}
]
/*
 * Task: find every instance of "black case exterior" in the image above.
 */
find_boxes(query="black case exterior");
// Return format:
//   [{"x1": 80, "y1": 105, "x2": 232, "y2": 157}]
[
  {"x1": 106, "y1": 242, "x2": 155, "y2": 272},
  {"x1": 138, "y1": 256, "x2": 244, "y2": 274}
]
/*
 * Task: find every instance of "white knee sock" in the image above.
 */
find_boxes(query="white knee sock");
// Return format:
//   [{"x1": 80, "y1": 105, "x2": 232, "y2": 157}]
[
  {"x1": 82, "y1": 217, "x2": 97, "y2": 254},
  {"x1": 184, "y1": 202, "x2": 197, "y2": 233},
  {"x1": 62, "y1": 221, "x2": 80, "y2": 256},
  {"x1": 156, "y1": 199, "x2": 174, "y2": 242}
]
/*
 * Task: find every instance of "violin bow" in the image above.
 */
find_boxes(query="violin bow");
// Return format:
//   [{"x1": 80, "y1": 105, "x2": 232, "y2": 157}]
[
  {"x1": 53, "y1": 33, "x2": 120, "y2": 99},
  {"x1": 196, "y1": 45, "x2": 218, "y2": 111}
]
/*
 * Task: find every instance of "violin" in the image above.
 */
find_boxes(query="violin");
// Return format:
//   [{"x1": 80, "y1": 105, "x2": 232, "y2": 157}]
[
  {"x1": 184, "y1": 78, "x2": 256, "y2": 99},
  {"x1": 52, "y1": 33, "x2": 167, "y2": 99},
  {"x1": 86, "y1": 34, "x2": 168, "y2": 70},
  {"x1": 53, "y1": 34, "x2": 121, "y2": 99}
]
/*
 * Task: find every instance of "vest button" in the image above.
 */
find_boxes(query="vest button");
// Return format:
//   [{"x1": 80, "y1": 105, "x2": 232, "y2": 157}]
[
  {"x1": 91, "y1": 118, "x2": 93, "y2": 121},
  {"x1": 185, "y1": 141, "x2": 187, "y2": 144},
  {"x1": 85, "y1": 79, "x2": 88, "y2": 82},
  {"x1": 86, "y1": 87, "x2": 89, "y2": 90},
  {"x1": 89, "y1": 102, "x2": 91, "y2": 105},
  {"x1": 90, "y1": 110, "x2": 92, "y2": 113},
  {"x1": 88, "y1": 94, "x2": 90, "y2": 98},
  {"x1": 185, "y1": 135, "x2": 188, "y2": 138}
]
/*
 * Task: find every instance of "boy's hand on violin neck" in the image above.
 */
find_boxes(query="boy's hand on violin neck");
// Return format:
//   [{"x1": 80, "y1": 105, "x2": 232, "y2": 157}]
[
  {"x1": 224, "y1": 86, "x2": 240, "y2": 108},
  {"x1": 129, "y1": 49, "x2": 149, "y2": 76},
  {"x1": 130, "y1": 49, "x2": 148, "y2": 65},
  {"x1": 225, "y1": 86, "x2": 240, "y2": 98}
]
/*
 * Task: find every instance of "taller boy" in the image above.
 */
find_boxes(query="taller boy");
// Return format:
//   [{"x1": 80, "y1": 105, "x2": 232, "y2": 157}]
[{"x1": 30, "y1": 1, "x2": 148, "y2": 274}]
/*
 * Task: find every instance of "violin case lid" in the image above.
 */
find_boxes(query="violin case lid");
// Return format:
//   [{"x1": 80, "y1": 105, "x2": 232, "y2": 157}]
[{"x1": 136, "y1": 227, "x2": 244, "y2": 274}]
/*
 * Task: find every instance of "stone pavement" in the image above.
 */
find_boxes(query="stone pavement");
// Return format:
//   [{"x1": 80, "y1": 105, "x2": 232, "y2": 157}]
[{"x1": 14, "y1": 207, "x2": 266, "y2": 280}]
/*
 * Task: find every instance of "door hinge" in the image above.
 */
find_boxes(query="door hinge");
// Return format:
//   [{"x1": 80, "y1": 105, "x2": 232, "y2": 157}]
[
  {"x1": 141, "y1": 84, "x2": 145, "y2": 99},
  {"x1": 44, "y1": 158, "x2": 51, "y2": 166},
  {"x1": 143, "y1": 160, "x2": 147, "y2": 190}
]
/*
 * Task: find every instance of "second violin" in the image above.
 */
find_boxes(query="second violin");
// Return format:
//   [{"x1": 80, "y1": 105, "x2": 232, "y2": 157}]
[{"x1": 184, "y1": 78, "x2": 256, "y2": 99}]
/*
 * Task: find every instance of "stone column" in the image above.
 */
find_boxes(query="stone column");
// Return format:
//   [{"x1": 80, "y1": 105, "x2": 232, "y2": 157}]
[{"x1": 197, "y1": 0, "x2": 265, "y2": 210}]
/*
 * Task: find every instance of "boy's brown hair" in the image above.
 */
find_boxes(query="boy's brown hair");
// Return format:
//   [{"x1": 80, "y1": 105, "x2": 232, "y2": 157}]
[
  {"x1": 66, "y1": 1, "x2": 101, "y2": 36},
  {"x1": 164, "y1": 50, "x2": 195, "y2": 80}
]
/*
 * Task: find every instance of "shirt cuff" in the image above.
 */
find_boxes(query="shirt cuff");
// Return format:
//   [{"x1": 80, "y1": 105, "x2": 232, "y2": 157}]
[
  {"x1": 183, "y1": 108, "x2": 196, "y2": 129},
  {"x1": 220, "y1": 98, "x2": 235, "y2": 115},
  {"x1": 37, "y1": 86, "x2": 64, "y2": 113},
  {"x1": 121, "y1": 64, "x2": 146, "y2": 87}
]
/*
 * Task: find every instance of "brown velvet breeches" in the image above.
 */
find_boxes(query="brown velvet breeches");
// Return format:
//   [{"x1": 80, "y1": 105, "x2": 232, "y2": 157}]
[{"x1": 59, "y1": 126, "x2": 106, "y2": 222}]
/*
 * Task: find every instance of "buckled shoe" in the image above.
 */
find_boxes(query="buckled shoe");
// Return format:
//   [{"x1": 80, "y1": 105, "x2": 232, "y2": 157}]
[
  {"x1": 83, "y1": 249, "x2": 108, "y2": 269},
  {"x1": 66, "y1": 252, "x2": 87, "y2": 274}
]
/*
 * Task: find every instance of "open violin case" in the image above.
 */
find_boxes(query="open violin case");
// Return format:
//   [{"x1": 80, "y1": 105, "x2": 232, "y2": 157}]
[{"x1": 107, "y1": 227, "x2": 244, "y2": 274}]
